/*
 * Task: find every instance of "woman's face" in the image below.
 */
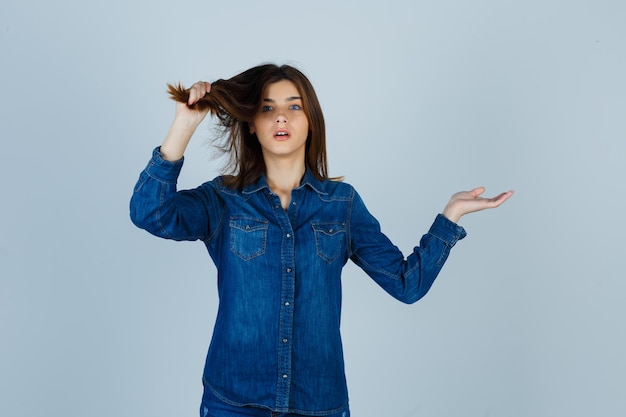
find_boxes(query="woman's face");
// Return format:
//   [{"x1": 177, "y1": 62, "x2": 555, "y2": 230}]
[{"x1": 250, "y1": 80, "x2": 309, "y2": 164}]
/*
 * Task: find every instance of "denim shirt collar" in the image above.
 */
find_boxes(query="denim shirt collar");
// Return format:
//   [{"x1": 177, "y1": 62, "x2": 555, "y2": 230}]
[{"x1": 241, "y1": 169, "x2": 329, "y2": 196}]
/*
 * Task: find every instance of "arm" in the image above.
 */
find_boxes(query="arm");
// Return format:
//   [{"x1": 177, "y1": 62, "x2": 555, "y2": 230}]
[
  {"x1": 348, "y1": 186, "x2": 513, "y2": 303},
  {"x1": 348, "y1": 190, "x2": 467, "y2": 304},
  {"x1": 129, "y1": 148, "x2": 224, "y2": 241},
  {"x1": 130, "y1": 81, "x2": 224, "y2": 241}
]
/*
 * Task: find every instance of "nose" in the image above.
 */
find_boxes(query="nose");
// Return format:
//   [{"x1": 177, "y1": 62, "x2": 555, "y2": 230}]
[{"x1": 275, "y1": 112, "x2": 287, "y2": 124}]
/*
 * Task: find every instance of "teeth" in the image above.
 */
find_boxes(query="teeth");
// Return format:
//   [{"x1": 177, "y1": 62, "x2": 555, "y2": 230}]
[{"x1": 276, "y1": 132, "x2": 288, "y2": 136}]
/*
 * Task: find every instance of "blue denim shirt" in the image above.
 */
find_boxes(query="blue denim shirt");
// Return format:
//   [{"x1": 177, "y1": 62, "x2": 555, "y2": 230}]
[{"x1": 130, "y1": 148, "x2": 466, "y2": 415}]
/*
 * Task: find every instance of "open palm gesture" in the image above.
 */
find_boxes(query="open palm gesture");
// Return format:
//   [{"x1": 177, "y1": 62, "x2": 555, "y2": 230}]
[{"x1": 442, "y1": 187, "x2": 514, "y2": 223}]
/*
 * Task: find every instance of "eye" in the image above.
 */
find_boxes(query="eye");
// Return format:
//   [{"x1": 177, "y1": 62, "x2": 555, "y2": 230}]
[
  {"x1": 261, "y1": 105, "x2": 274, "y2": 112},
  {"x1": 289, "y1": 104, "x2": 302, "y2": 110}
]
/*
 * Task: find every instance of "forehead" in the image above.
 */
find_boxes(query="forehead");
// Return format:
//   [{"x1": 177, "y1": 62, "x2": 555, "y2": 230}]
[{"x1": 262, "y1": 80, "x2": 301, "y2": 99}]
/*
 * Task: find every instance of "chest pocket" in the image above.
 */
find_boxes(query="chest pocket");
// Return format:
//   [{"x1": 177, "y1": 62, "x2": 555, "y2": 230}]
[
  {"x1": 312, "y1": 222, "x2": 346, "y2": 263},
  {"x1": 230, "y1": 217, "x2": 268, "y2": 261}
]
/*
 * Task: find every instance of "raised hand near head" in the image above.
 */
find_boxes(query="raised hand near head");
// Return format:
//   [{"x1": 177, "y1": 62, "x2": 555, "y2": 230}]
[{"x1": 160, "y1": 81, "x2": 212, "y2": 162}]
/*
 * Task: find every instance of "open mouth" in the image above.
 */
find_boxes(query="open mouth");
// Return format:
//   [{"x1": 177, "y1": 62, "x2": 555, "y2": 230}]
[{"x1": 274, "y1": 130, "x2": 290, "y2": 140}]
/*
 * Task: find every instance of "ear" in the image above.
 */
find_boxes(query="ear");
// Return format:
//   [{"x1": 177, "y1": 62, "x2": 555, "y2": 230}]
[{"x1": 248, "y1": 122, "x2": 255, "y2": 134}]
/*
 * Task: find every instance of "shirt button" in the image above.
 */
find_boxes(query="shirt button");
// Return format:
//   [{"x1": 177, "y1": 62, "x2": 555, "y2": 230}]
[
  {"x1": 292, "y1": 202, "x2": 297, "y2": 206},
  {"x1": 282, "y1": 338, "x2": 288, "y2": 343},
  {"x1": 282, "y1": 374, "x2": 289, "y2": 379},
  {"x1": 284, "y1": 302, "x2": 290, "y2": 306},
  {"x1": 286, "y1": 268, "x2": 292, "y2": 273},
  {"x1": 286, "y1": 233, "x2": 291, "y2": 238}
]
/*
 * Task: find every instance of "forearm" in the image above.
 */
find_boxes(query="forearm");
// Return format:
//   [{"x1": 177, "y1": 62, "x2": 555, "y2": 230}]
[
  {"x1": 352, "y1": 214, "x2": 466, "y2": 304},
  {"x1": 160, "y1": 114, "x2": 202, "y2": 161}
]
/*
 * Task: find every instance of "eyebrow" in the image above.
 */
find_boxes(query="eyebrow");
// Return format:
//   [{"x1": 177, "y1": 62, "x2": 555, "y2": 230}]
[{"x1": 263, "y1": 96, "x2": 302, "y2": 103}]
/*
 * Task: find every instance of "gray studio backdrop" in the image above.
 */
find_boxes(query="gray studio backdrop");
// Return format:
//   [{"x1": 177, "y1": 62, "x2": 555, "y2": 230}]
[{"x1": 1, "y1": 1, "x2": 625, "y2": 416}]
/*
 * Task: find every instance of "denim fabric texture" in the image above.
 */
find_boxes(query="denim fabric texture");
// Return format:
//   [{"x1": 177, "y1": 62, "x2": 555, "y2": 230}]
[
  {"x1": 200, "y1": 383, "x2": 350, "y2": 417},
  {"x1": 130, "y1": 147, "x2": 467, "y2": 416}
]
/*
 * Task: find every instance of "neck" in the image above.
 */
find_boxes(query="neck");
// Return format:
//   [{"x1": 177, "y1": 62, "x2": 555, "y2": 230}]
[{"x1": 264, "y1": 156, "x2": 306, "y2": 195}]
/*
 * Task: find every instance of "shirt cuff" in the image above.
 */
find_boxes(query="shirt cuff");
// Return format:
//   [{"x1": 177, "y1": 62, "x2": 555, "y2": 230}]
[
  {"x1": 428, "y1": 214, "x2": 467, "y2": 246},
  {"x1": 144, "y1": 146, "x2": 185, "y2": 184}
]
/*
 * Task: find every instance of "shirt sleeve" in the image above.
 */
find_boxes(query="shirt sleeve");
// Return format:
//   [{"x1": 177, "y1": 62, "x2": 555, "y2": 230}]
[
  {"x1": 129, "y1": 147, "x2": 224, "y2": 241},
  {"x1": 348, "y1": 189, "x2": 466, "y2": 304}
]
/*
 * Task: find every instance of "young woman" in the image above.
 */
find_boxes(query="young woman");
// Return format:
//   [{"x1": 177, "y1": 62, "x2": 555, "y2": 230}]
[{"x1": 130, "y1": 64, "x2": 513, "y2": 417}]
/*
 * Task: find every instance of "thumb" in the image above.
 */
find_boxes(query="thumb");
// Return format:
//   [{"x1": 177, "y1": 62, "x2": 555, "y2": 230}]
[{"x1": 471, "y1": 186, "x2": 486, "y2": 197}]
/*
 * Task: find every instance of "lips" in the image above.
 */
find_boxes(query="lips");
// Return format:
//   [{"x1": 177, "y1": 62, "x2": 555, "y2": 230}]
[{"x1": 274, "y1": 129, "x2": 291, "y2": 141}]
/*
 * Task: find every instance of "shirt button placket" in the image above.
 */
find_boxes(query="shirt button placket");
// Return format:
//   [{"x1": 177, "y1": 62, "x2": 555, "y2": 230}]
[
  {"x1": 280, "y1": 262, "x2": 294, "y2": 382},
  {"x1": 277, "y1": 219, "x2": 295, "y2": 407}
]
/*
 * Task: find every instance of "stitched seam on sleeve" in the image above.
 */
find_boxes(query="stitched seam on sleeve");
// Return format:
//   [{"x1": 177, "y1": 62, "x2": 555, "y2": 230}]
[{"x1": 351, "y1": 253, "x2": 402, "y2": 280}]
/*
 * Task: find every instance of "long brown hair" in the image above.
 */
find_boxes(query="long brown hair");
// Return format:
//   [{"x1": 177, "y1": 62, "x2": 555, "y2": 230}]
[{"x1": 167, "y1": 64, "x2": 331, "y2": 189}]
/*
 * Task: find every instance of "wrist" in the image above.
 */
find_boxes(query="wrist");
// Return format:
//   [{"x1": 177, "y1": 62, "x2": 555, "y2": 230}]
[
  {"x1": 171, "y1": 113, "x2": 203, "y2": 131},
  {"x1": 441, "y1": 207, "x2": 461, "y2": 224}
]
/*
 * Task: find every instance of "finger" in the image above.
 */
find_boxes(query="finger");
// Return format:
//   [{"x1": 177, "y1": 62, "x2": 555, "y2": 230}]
[
  {"x1": 499, "y1": 190, "x2": 515, "y2": 203},
  {"x1": 471, "y1": 186, "x2": 486, "y2": 197},
  {"x1": 488, "y1": 190, "x2": 514, "y2": 207},
  {"x1": 188, "y1": 82, "x2": 210, "y2": 105},
  {"x1": 187, "y1": 86, "x2": 197, "y2": 105}
]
